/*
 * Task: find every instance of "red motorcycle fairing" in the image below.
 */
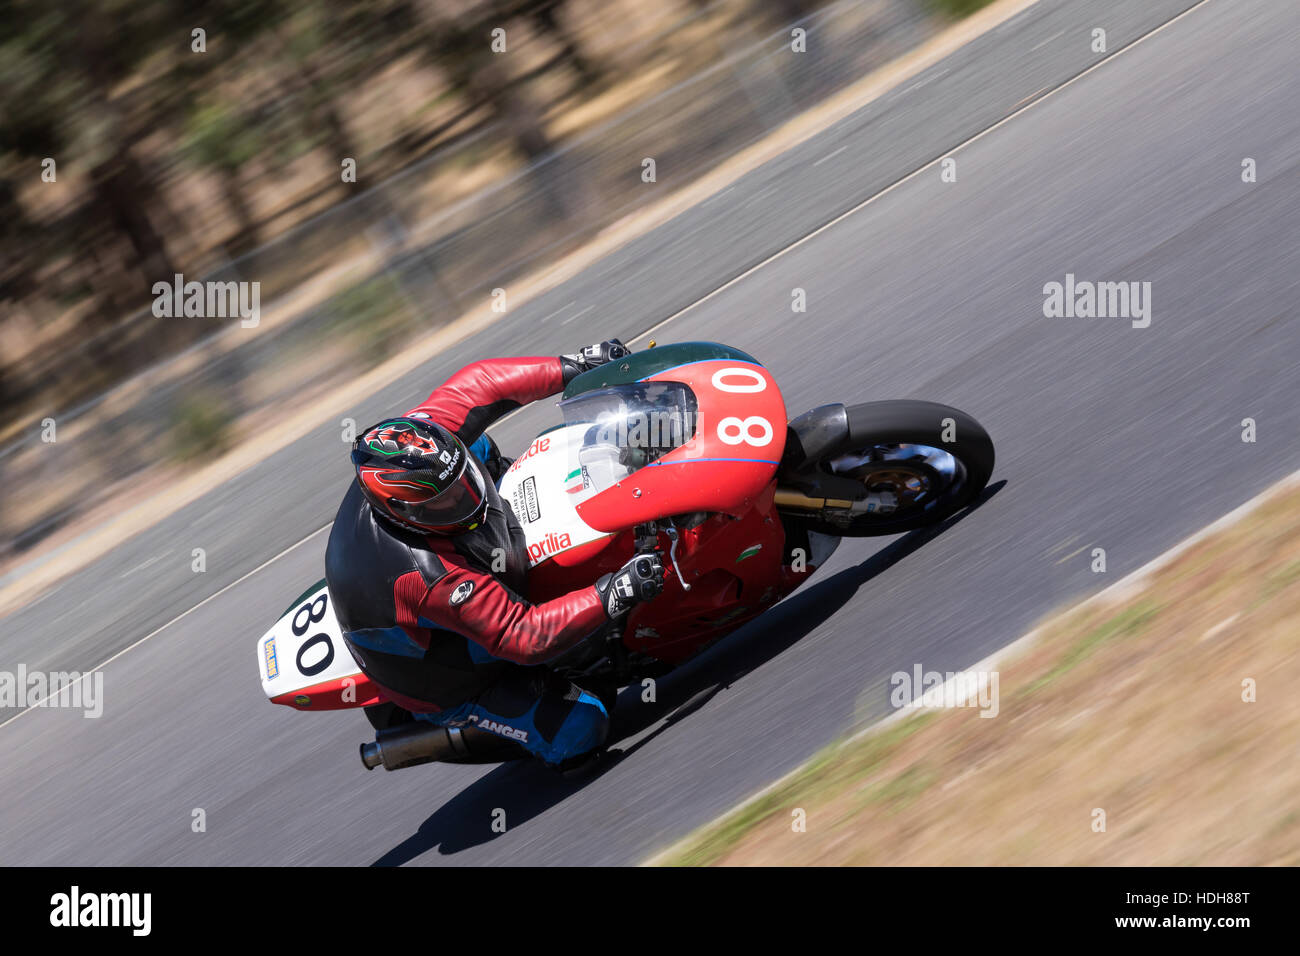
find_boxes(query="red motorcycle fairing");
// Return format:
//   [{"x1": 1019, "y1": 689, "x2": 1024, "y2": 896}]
[
  {"x1": 270, "y1": 673, "x2": 386, "y2": 711},
  {"x1": 574, "y1": 360, "x2": 788, "y2": 532},
  {"x1": 516, "y1": 356, "x2": 814, "y2": 667},
  {"x1": 528, "y1": 483, "x2": 809, "y2": 666}
]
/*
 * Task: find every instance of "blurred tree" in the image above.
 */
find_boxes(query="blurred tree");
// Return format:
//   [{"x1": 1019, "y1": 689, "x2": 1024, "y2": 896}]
[
  {"x1": 405, "y1": 1, "x2": 573, "y2": 219},
  {"x1": 183, "y1": 103, "x2": 265, "y2": 258},
  {"x1": 68, "y1": 2, "x2": 182, "y2": 292},
  {"x1": 524, "y1": 0, "x2": 602, "y2": 89},
  {"x1": 0, "y1": 0, "x2": 687, "y2": 421},
  {"x1": 0, "y1": 0, "x2": 180, "y2": 315},
  {"x1": 268, "y1": 8, "x2": 364, "y2": 183}
]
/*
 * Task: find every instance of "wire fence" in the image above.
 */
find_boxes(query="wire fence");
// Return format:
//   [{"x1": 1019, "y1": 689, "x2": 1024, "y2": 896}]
[{"x1": 0, "y1": 0, "x2": 933, "y2": 559}]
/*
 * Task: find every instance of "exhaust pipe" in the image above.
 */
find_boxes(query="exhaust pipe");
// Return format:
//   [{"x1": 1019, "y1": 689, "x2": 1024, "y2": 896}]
[{"x1": 359, "y1": 723, "x2": 470, "y2": 771}]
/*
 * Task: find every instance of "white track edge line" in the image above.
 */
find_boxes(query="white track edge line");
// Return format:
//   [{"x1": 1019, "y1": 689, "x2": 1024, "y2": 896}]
[{"x1": 0, "y1": 525, "x2": 332, "y2": 731}]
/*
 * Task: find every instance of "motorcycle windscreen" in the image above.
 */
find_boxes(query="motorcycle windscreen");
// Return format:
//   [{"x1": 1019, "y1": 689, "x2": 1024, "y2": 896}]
[
  {"x1": 560, "y1": 381, "x2": 696, "y2": 489},
  {"x1": 560, "y1": 361, "x2": 786, "y2": 531}
]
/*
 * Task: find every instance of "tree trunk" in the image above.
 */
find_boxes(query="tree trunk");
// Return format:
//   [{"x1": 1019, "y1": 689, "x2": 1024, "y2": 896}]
[
  {"x1": 530, "y1": 1, "x2": 601, "y2": 89},
  {"x1": 220, "y1": 166, "x2": 260, "y2": 259}
]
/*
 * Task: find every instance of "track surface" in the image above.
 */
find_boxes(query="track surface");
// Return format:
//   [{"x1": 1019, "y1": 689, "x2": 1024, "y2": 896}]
[{"x1": 3, "y1": 0, "x2": 1298, "y2": 865}]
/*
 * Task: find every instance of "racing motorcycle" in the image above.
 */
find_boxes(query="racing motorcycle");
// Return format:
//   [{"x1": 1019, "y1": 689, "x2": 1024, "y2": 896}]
[{"x1": 255, "y1": 341, "x2": 994, "y2": 771}]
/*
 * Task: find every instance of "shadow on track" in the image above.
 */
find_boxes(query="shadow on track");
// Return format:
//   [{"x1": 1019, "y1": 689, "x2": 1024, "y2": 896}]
[{"x1": 371, "y1": 480, "x2": 1005, "y2": 865}]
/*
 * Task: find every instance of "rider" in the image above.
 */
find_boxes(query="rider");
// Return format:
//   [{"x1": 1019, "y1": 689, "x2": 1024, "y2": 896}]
[{"x1": 324, "y1": 340, "x2": 665, "y2": 771}]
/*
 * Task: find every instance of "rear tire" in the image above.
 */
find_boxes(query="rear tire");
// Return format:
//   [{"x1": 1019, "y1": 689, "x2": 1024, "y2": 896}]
[{"x1": 780, "y1": 400, "x2": 994, "y2": 537}]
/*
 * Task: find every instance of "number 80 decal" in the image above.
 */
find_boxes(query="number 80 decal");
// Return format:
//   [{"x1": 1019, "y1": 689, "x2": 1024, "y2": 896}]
[
  {"x1": 712, "y1": 367, "x2": 774, "y2": 447},
  {"x1": 291, "y1": 592, "x2": 335, "y2": 677}
]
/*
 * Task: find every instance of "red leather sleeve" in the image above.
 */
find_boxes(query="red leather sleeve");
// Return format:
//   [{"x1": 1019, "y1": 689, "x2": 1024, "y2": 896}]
[
  {"x1": 418, "y1": 552, "x2": 606, "y2": 665},
  {"x1": 406, "y1": 357, "x2": 565, "y2": 443}
]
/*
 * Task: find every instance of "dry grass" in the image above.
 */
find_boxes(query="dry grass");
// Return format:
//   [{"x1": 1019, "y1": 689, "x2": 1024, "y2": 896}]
[{"x1": 660, "y1": 482, "x2": 1300, "y2": 866}]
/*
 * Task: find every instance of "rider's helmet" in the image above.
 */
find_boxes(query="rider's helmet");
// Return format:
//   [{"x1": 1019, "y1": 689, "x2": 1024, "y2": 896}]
[{"x1": 351, "y1": 417, "x2": 489, "y2": 534}]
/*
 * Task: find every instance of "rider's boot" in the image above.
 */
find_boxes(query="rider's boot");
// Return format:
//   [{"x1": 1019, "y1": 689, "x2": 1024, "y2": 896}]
[{"x1": 552, "y1": 746, "x2": 612, "y2": 778}]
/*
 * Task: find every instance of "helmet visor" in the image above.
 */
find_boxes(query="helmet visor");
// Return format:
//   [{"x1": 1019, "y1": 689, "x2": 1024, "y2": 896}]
[{"x1": 385, "y1": 455, "x2": 488, "y2": 532}]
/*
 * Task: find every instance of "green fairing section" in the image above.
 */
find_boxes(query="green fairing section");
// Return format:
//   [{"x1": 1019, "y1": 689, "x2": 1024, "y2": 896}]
[
  {"x1": 279, "y1": 577, "x2": 328, "y2": 619},
  {"x1": 562, "y1": 342, "x2": 762, "y2": 398}
]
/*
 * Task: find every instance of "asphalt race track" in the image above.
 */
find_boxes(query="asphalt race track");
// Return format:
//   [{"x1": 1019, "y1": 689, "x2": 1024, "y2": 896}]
[{"x1": 3, "y1": 0, "x2": 1298, "y2": 865}]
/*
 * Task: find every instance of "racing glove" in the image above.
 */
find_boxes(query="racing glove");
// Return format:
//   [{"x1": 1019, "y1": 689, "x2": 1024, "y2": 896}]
[
  {"x1": 595, "y1": 552, "x2": 665, "y2": 618},
  {"x1": 560, "y1": 339, "x2": 631, "y2": 384}
]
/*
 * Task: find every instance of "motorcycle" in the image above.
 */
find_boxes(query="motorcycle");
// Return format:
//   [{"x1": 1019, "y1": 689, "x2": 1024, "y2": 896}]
[{"x1": 255, "y1": 341, "x2": 994, "y2": 771}]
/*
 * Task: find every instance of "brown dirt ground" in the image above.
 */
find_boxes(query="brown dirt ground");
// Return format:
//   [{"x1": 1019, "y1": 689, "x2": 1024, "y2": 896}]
[{"x1": 657, "y1": 478, "x2": 1300, "y2": 866}]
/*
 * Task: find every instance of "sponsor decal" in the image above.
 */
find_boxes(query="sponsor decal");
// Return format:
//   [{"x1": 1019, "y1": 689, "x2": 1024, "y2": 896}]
[
  {"x1": 527, "y1": 530, "x2": 572, "y2": 564},
  {"x1": 264, "y1": 638, "x2": 279, "y2": 679},
  {"x1": 507, "y1": 436, "x2": 551, "y2": 473},
  {"x1": 511, "y1": 475, "x2": 541, "y2": 522},
  {"x1": 468, "y1": 714, "x2": 529, "y2": 742},
  {"x1": 436, "y1": 451, "x2": 460, "y2": 484},
  {"x1": 564, "y1": 464, "x2": 594, "y2": 495},
  {"x1": 293, "y1": 694, "x2": 311, "y2": 706},
  {"x1": 736, "y1": 544, "x2": 763, "y2": 563},
  {"x1": 450, "y1": 580, "x2": 475, "y2": 606}
]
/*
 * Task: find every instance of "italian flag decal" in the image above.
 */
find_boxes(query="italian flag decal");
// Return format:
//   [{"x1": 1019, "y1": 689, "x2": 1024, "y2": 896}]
[
  {"x1": 564, "y1": 468, "x2": 584, "y2": 495},
  {"x1": 736, "y1": 544, "x2": 762, "y2": 563}
]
